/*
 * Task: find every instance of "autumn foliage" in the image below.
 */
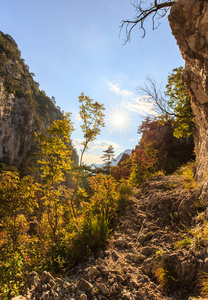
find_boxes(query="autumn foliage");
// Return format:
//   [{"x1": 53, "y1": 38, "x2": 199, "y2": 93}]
[
  {"x1": 0, "y1": 106, "x2": 131, "y2": 298},
  {"x1": 0, "y1": 70, "x2": 196, "y2": 298},
  {"x1": 112, "y1": 146, "x2": 157, "y2": 185}
]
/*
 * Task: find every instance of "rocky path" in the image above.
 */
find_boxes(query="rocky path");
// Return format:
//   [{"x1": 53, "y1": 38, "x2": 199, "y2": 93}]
[{"x1": 14, "y1": 175, "x2": 208, "y2": 300}]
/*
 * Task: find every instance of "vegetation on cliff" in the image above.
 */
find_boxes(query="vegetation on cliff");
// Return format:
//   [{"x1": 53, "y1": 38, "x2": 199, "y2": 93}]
[
  {"x1": 0, "y1": 31, "x2": 60, "y2": 123},
  {"x1": 0, "y1": 30, "x2": 79, "y2": 171}
]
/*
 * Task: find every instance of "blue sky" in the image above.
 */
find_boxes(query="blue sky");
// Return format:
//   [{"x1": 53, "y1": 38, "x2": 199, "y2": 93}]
[{"x1": 1, "y1": 0, "x2": 184, "y2": 164}]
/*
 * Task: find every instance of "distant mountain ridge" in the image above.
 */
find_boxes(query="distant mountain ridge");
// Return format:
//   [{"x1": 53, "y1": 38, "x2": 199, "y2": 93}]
[{"x1": 92, "y1": 149, "x2": 131, "y2": 168}]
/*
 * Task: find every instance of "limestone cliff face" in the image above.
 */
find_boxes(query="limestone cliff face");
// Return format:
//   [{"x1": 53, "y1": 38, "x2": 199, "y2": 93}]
[
  {"x1": 169, "y1": 0, "x2": 208, "y2": 181},
  {"x1": 0, "y1": 78, "x2": 37, "y2": 169},
  {"x1": 0, "y1": 31, "x2": 62, "y2": 170}
]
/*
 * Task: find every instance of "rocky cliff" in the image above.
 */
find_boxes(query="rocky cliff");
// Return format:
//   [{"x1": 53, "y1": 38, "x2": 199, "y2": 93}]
[
  {"x1": 0, "y1": 78, "x2": 37, "y2": 169},
  {"x1": 169, "y1": 0, "x2": 208, "y2": 182},
  {"x1": 0, "y1": 31, "x2": 63, "y2": 170}
]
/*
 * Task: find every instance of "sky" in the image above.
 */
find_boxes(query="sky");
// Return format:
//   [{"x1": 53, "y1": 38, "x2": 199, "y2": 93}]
[{"x1": 0, "y1": 0, "x2": 184, "y2": 164}]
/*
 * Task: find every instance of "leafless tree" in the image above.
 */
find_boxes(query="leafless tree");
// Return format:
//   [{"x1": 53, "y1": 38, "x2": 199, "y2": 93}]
[
  {"x1": 120, "y1": 0, "x2": 175, "y2": 43},
  {"x1": 137, "y1": 76, "x2": 179, "y2": 119}
]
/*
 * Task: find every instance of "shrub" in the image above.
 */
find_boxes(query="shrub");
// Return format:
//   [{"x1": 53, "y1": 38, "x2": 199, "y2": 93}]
[
  {"x1": 0, "y1": 250, "x2": 25, "y2": 299},
  {"x1": 117, "y1": 182, "x2": 133, "y2": 212},
  {"x1": 175, "y1": 161, "x2": 197, "y2": 190}
]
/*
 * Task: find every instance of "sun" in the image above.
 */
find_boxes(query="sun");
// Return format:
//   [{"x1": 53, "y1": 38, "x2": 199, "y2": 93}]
[
  {"x1": 112, "y1": 113, "x2": 126, "y2": 127},
  {"x1": 107, "y1": 107, "x2": 130, "y2": 133}
]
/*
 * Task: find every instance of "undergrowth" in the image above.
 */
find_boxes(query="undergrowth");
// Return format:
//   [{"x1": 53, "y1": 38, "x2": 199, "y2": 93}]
[
  {"x1": 174, "y1": 161, "x2": 197, "y2": 190},
  {"x1": 200, "y1": 272, "x2": 208, "y2": 297},
  {"x1": 0, "y1": 171, "x2": 132, "y2": 298}
]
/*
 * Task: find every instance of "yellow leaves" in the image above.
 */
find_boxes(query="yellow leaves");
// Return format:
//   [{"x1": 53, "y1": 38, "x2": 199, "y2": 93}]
[
  {"x1": 0, "y1": 171, "x2": 38, "y2": 214},
  {"x1": 77, "y1": 187, "x2": 88, "y2": 199},
  {"x1": 88, "y1": 174, "x2": 119, "y2": 218},
  {"x1": 34, "y1": 113, "x2": 74, "y2": 185}
]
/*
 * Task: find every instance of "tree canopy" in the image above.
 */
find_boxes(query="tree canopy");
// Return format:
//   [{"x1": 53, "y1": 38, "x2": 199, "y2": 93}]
[
  {"x1": 165, "y1": 67, "x2": 194, "y2": 138},
  {"x1": 138, "y1": 67, "x2": 194, "y2": 138}
]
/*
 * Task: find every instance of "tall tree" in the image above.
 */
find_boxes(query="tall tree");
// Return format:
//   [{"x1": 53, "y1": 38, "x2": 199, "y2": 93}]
[
  {"x1": 165, "y1": 67, "x2": 194, "y2": 138},
  {"x1": 78, "y1": 93, "x2": 105, "y2": 167},
  {"x1": 101, "y1": 145, "x2": 115, "y2": 175},
  {"x1": 71, "y1": 93, "x2": 105, "y2": 209},
  {"x1": 34, "y1": 113, "x2": 75, "y2": 241}
]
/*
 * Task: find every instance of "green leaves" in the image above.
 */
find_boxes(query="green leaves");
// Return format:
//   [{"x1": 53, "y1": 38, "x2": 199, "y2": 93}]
[{"x1": 165, "y1": 67, "x2": 194, "y2": 138}]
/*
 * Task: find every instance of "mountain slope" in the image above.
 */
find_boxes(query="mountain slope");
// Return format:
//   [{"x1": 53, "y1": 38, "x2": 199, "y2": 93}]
[
  {"x1": 111, "y1": 149, "x2": 131, "y2": 167},
  {"x1": 0, "y1": 31, "x2": 78, "y2": 170},
  {"x1": 17, "y1": 172, "x2": 208, "y2": 300}
]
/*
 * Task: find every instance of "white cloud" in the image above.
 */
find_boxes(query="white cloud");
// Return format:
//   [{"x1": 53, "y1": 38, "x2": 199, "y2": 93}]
[
  {"x1": 72, "y1": 139, "x2": 121, "y2": 151},
  {"x1": 75, "y1": 113, "x2": 82, "y2": 122},
  {"x1": 108, "y1": 82, "x2": 158, "y2": 116},
  {"x1": 90, "y1": 140, "x2": 121, "y2": 150},
  {"x1": 72, "y1": 139, "x2": 83, "y2": 151},
  {"x1": 122, "y1": 96, "x2": 158, "y2": 116},
  {"x1": 72, "y1": 139, "x2": 122, "y2": 165},
  {"x1": 81, "y1": 153, "x2": 103, "y2": 165},
  {"x1": 108, "y1": 82, "x2": 133, "y2": 97}
]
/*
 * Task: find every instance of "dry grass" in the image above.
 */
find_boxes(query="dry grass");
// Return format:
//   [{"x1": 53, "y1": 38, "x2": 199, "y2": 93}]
[
  {"x1": 175, "y1": 161, "x2": 197, "y2": 190},
  {"x1": 200, "y1": 272, "x2": 208, "y2": 297},
  {"x1": 155, "y1": 264, "x2": 179, "y2": 290}
]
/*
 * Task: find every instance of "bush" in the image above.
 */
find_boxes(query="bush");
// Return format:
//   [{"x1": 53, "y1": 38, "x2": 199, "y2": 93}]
[
  {"x1": 117, "y1": 183, "x2": 133, "y2": 212},
  {"x1": 0, "y1": 249, "x2": 25, "y2": 299}
]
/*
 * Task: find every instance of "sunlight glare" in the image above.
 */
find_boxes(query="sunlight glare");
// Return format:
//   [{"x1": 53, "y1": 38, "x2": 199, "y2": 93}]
[
  {"x1": 113, "y1": 113, "x2": 126, "y2": 126},
  {"x1": 107, "y1": 107, "x2": 130, "y2": 134}
]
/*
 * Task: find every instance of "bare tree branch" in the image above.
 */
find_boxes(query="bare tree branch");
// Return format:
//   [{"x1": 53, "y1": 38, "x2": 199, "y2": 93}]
[
  {"x1": 137, "y1": 76, "x2": 181, "y2": 119},
  {"x1": 120, "y1": 0, "x2": 175, "y2": 43}
]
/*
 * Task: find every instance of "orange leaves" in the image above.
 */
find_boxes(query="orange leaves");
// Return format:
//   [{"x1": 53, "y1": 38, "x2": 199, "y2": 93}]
[{"x1": 112, "y1": 147, "x2": 157, "y2": 185}]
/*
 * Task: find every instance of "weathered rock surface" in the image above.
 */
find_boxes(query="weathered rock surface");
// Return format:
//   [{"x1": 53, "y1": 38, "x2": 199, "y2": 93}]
[
  {"x1": 169, "y1": 0, "x2": 208, "y2": 182},
  {"x1": 15, "y1": 174, "x2": 208, "y2": 299},
  {"x1": 0, "y1": 77, "x2": 62, "y2": 170},
  {"x1": 0, "y1": 78, "x2": 36, "y2": 168},
  {"x1": 0, "y1": 31, "x2": 63, "y2": 170}
]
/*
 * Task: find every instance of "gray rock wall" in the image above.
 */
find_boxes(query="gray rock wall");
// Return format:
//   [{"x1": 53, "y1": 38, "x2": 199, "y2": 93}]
[
  {"x1": 169, "y1": 0, "x2": 208, "y2": 181},
  {"x1": 0, "y1": 77, "x2": 38, "y2": 169}
]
